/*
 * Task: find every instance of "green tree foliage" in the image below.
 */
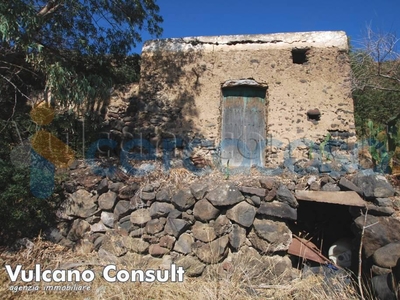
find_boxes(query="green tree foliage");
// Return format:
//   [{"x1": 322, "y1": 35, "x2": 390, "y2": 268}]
[
  {"x1": 0, "y1": 112, "x2": 64, "y2": 243},
  {"x1": 0, "y1": 1, "x2": 162, "y2": 244},
  {"x1": 351, "y1": 28, "x2": 400, "y2": 137},
  {"x1": 0, "y1": 0, "x2": 162, "y2": 107},
  {"x1": 0, "y1": 160, "x2": 64, "y2": 243},
  {"x1": 351, "y1": 28, "x2": 400, "y2": 172}
]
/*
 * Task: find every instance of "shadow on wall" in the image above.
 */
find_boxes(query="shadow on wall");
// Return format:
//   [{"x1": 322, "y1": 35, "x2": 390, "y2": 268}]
[{"x1": 130, "y1": 40, "x2": 207, "y2": 140}]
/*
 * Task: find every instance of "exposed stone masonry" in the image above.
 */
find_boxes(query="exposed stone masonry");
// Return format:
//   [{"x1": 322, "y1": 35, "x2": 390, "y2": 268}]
[{"x1": 51, "y1": 163, "x2": 400, "y2": 289}]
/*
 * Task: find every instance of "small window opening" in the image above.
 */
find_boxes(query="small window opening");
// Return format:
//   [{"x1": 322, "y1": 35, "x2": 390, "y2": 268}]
[
  {"x1": 307, "y1": 109, "x2": 321, "y2": 121},
  {"x1": 292, "y1": 48, "x2": 309, "y2": 64}
]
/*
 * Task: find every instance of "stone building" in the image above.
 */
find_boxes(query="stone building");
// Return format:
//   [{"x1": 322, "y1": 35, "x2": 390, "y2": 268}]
[
  {"x1": 51, "y1": 34, "x2": 399, "y2": 298},
  {"x1": 138, "y1": 31, "x2": 357, "y2": 170}
]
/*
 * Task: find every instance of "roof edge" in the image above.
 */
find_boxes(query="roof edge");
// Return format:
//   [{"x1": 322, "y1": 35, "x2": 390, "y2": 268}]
[{"x1": 142, "y1": 31, "x2": 349, "y2": 52}]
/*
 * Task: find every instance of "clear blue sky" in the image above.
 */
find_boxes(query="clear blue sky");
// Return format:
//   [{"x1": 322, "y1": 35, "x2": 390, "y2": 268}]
[{"x1": 132, "y1": 0, "x2": 400, "y2": 53}]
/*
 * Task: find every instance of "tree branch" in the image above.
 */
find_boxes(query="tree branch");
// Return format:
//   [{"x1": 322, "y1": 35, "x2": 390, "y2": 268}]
[
  {"x1": 377, "y1": 73, "x2": 400, "y2": 84},
  {"x1": 0, "y1": 73, "x2": 33, "y2": 102},
  {"x1": 363, "y1": 84, "x2": 400, "y2": 93},
  {"x1": 37, "y1": 1, "x2": 62, "y2": 18},
  {"x1": 352, "y1": 26, "x2": 400, "y2": 93}
]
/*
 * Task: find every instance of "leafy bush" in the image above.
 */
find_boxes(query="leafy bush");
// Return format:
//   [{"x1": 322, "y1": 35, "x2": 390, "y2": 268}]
[
  {"x1": 0, "y1": 116, "x2": 64, "y2": 244},
  {"x1": 0, "y1": 155, "x2": 64, "y2": 245}
]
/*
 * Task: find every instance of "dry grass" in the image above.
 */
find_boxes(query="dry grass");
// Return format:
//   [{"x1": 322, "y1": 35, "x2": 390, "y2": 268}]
[{"x1": 0, "y1": 238, "x2": 369, "y2": 300}]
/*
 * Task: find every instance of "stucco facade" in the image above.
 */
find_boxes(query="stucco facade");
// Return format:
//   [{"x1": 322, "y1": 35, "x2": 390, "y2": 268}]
[{"x1": 138, "y1": 31, "x2": 357, "y2": 169}]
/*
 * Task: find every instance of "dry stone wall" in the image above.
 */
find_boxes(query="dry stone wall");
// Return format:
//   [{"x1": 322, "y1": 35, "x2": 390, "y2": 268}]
[{"x1": 52, "y1": 162, "x2": 400, "y2": 291}]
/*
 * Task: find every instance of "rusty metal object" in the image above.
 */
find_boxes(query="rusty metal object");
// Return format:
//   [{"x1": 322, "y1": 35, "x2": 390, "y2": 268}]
[{"x1": 288, "y1": 235, "x2": 330, "y2": 265}]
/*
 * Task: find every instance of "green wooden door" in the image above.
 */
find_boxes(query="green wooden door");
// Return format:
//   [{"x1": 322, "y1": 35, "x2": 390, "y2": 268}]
[{"x1": 221, "y1": 86, "x2": 267, "y2": 167}]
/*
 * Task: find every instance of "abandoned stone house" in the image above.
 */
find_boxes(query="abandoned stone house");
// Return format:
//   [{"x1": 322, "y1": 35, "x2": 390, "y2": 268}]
[
  {"x1": 137, "y1": 31, "x2": 357, "y2": 170},
  {"x1": 44, "y1": 32, "x2": 399, "y2": 299}
]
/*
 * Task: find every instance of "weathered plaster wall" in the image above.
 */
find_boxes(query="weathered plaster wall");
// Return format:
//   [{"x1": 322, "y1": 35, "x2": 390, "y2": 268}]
[{"x1": 139, "y1": 31, "x2": 356, "y2": 168}]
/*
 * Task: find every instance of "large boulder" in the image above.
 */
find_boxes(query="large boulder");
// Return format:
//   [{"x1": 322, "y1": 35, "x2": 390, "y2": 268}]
[
  {"x1": 213, "y1": 215, "x2": 232, "y2": 237},
  {"x1": 145, "y1": 218, "x2": 166, "y2": 235},
  {"x1": 229, "y1": 224, "x2": 246, "y2": 250},
  {"x1": 192, "y1": 222, "x2": 217, "y2": 243},
  {"x1": 238, "y1": 186, "x2": 267, "y2": 197},
  {"x1": 352, "y1": 174, "x2": 395, "y2": 199},
  {"x1": 149, "y1": 202, "x2": 175, "y2": 218},
  {"x1": 353, "y1": 215, "x2": 400, "y2": 258},
  {"x1": 98, "y1": 191, "x2": 117, "y2": 210},
  {"x1": 259, "y1": 178, "x2": 277, "y2": 190},
  {"x1": 338, "y1": 177, "x2": 362, "y2": 194},
  {"x1": 67, "y1": 219, "x2": 90, "y2": 241},
  {"x1": 96, "y1": 178, "x2": 109, "y2": 194},
  {"x1": 249, "y1": 219, "x2": 292, "y2": 253},
  {"x1": 140, "y1": 191, "x2": 156, "y2": 201},
  {"x1": 118, "y1": 183, "x2": 139, "y2": 200},
  {"x1": 101, "y1": 211, "x2": 115, "y2": 228},
  {"x1": 91, "y1": 222, "x2": 108, "y2": 233},
  {"x1": 113, "y1": 200, "x2": 133, "y2": 220},
  {"x1": 100, "y1": 231, "x2": 129, "y2": 257},
  {"x1": 130, "y1": 209, "x2": 151, "y2": 225},
  {"x1": 365, "y1": 204, "x2": 395, "y2": 217},
  {"x1": 173, "y1": 233, "x2": 194, "y2": 254},
  {"x1": 156, "y1": 188, "x2": 172, "y2": 202},
  {"x1": 321, "y1": 183, "x2": 341, "y2": 191},
  {"x1": 126, "y1": 238, "x2": 150, "y2": 254},
  {"x1": 190, "y1": 183, "x2": 209, "y2": 200},
  {"x1": 172, "y1": 189, "x2": 196, "y2": 210},
  {"x1": 66, "y1": 189, "x2": 98, "y2": 218},
  {"x1": 276, "y1": 185, "x2": 298, "y2": 208},
  {"x1": 175, "y1": 255, "x2": 206, "y2": 277},
  {"x1": 159, "y1": 235, "x2": 176, "y2": 250},
  {"x1": 372, "y1": 242, "x2": 400, "y2": 269},
  {"x1": 193, "y1": 199, "x2": 220, "y2": 221},
  {"x1": 257, "y1": 201, "x2": 297, "y2": 221},
  {"x1": 149, "y1": 244, "x2": 170, "y2": 257},
  {"x1": 206, "y1": 183, "x2": 244, "y2": 206},
  {"x1": 372, "y1": 274, "x2": 397, "y2": 300},
  {"x1": 109, "y1": 182, "x2": 124, "y2": 193},
  {"x1": 164, "y1": 218, "x2": 189, "y2": 238},
  {"x1": 192, "y1": 235, "x2": 229, "y2": 264},
  {"x1": 226, "y1": 201, "x2": 257, "y2": 227}
]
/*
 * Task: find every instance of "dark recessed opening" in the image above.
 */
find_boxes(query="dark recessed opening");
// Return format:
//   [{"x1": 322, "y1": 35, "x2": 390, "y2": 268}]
[
  {"x1": 292, "y1": 48, "x2": 309, "y2": 64},
  {"x1": 290, "y1": 201, "x2": 357, "y2": 272},
  {"x1": 307, "y1": 109, "x2": 321, "y2": 121}
]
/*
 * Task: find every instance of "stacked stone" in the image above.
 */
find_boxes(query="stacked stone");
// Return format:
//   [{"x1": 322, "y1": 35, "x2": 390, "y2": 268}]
[
  {"x1": 345, "y1": 173, "x2": 400, "y2": 299},
  {"x1": 100, "y1": 85, "x2": 216, "y2": 166},
  {"x1": 53, "y1": 175, "x2": 301, "y2": 277},
  {"x1": 297, "y1": 172, "x2": 397, "y2": 217},
  {"x1": 53, "y1": 167, "x2": 400, "y2": 289}
]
